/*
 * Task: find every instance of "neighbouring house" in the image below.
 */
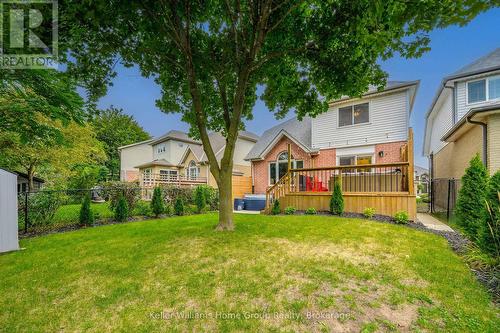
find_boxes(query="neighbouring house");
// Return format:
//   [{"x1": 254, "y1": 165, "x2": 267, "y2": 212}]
[
  {"x1": 119, "y1": 130, "x2": 259, "y2": 198},
  {"x1": 246, "y1": 80, "x2": 419, "y2": 218},
  {"x1": 14, "y1": 171, "x2": 45, "y2": 193},
  {"x1": 414, "y1": 165, "x2": 429, "y2": 195},
  {"x1": 423, "y1": 48, "x2": 500, "y2": 211}
]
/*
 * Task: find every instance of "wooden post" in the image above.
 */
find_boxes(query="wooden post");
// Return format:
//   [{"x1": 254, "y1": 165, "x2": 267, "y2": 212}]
[{"x1": 408, "y1": 128, "x2": 415, "y2": 195}]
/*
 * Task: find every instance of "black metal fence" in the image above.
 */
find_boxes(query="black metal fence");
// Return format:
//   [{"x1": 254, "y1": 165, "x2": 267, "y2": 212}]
[
  {"x1": 430, "y1": 178, "x2": 461, "y2": 220},
  {"x1": 17, "y1": 185, "x2": 218, "y2": 236}
]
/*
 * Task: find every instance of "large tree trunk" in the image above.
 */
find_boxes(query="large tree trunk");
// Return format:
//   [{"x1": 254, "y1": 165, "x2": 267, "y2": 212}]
[{"x1": 215, "y1": 170, "x2": 234, "y2": 230}]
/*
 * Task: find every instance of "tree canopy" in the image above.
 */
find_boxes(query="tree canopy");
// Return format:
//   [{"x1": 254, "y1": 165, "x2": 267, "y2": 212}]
[
  {"x1": 92, "y1": 106, "x2": 151, "y2": 180},
  {"x1": 58, "y1": 0, "x2": 493, "y2": 229},
  {"x1": 0, "y1": 70, "x2": 84, "y2": 143}
]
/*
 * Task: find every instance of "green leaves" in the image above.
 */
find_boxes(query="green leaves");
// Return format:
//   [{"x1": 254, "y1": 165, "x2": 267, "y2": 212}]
[{"x1": 0, "y1": 69, "x2": 84, "y2": 144}]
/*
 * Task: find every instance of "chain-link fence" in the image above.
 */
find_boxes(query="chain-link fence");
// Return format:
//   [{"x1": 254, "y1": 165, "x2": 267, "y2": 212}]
[
  {"x1": 18, "y1": 184, "x2": 219, "y2": 236},
  {"x1": 430, "y1": 178, "x2": 461, "y2": 220}
]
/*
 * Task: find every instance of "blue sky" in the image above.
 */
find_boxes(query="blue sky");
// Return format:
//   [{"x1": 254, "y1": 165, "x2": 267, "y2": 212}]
[{"x1": 97, "y1": 8, "x2": 500, "y2": 167}]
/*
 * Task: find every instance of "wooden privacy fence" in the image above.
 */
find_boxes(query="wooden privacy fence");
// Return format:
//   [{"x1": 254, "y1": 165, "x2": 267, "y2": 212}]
[{"x1": 232, "y1": 175, "x2": 252, "y2": 199}]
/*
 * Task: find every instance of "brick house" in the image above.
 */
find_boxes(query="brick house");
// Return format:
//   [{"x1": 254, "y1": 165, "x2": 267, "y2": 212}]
[{"x1": 246, "y1": 81, "x2": 419, "y2": 195}]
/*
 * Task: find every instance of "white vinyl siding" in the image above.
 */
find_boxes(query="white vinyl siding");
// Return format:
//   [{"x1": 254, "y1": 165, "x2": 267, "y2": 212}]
[
  {"x1": 456, "y1": 71, "x2": 500, "y2": 120},
  {"x1": 428, "y1": 93, "x2": 453, "y2": 155},
  {"x1": 312, "y1": 91, "x2": 408, "y2": 149}
]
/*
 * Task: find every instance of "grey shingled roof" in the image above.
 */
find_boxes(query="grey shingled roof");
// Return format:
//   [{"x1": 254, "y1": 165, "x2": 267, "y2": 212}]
[
  {"x1": 244, "y1": 117, "x2": 313, "y2": 160},
  {"x1": 150, "y1": 130, "x2": 200, "y2": 145},
  {"x1": 447, "y1": 47, "x2": 500, "y2": 80},
  {"x1": 245, "y1": 80, "x2": 417, "y2": 161},
  {"x1": 135, "y1": 159, "x2": 178, "y2": 169}
]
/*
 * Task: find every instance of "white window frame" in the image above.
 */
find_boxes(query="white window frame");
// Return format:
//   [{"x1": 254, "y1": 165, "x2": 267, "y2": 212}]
[
  {"x1": 337, "y1": 154, "x2": 375, "y2": 166},
  {"x1": 466, "y1": 75, "x2": 500, "y2": 105},
  {"x1": 337, "y1": 102, "x2": 370, "y2": 128},
  {"x1": 268, "y1": 151, "x2": 303, "y2": 185},
  {"x1": 187, "y1": 161, "x2": 200, "y2": 179},
  {"x1": 159, "y1": 169, "x2": 178, "y2": 181}
]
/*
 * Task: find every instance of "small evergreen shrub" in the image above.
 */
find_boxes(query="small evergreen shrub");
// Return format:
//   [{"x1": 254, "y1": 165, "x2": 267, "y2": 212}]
[
  {"x1": 478, "y1": 171, "x2": 500, "y2": 257},
  {"x1": 363, "y1": 207, "x2": 376, "y2": 219},
  {"x1": 151, "y1": 187, "x2": 165, "y2": 217},
  {"x1": 114, "y1": 195, "x2": 129, "y2": 222},
  {"x1": 305, "y1": 207, "x2": 317, "y2": 215},
  {"x1": 455, "y1": 155, "x2": 488, "y2": 237},
  {"x1": 284, "y1": 206, "x2": 296, "y2": 215},
  {"x1": 271, "y1": 199, "x2": 281, "y2": 215},
  {"x1": 194, "y1": 186, "x2": 207, "y2": 213},
  {"x1": 79, "y1": 194, "x2": 94, "y2": 226},
  {"x1": 394, "y1": 211, "x2": 409, "y2": 224},
  {"x1": 330, "y1": 180, "x2": 344, "y2": 215},
  {"x1": 174, "y1": 198, "x2": 184, "y2": 216}
]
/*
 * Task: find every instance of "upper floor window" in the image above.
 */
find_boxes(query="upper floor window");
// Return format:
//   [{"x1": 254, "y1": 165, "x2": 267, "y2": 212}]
[
  {"x1": 467, "y1": 76, "x2": 500, "y2": 104},
  {"x1": 156, "y1": 144, "x2": 166, "y2": 154},
  {"x1": 338, "y1": 103, "x2": 369, "y2": 127}
]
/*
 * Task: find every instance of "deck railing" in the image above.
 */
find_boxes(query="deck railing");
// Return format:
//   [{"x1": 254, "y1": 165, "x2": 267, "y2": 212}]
[
  {"x1": 140, "y1": 173, "x2": 208, "y2": 188},
  {"x1": 265, "y1": 162, "x2": 412, "y2": 211}
]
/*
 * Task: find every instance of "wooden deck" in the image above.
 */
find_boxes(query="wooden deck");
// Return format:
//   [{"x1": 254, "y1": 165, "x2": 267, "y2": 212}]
[{"x1": 265, "y1": 129, "x2": 416, "y2": 219}]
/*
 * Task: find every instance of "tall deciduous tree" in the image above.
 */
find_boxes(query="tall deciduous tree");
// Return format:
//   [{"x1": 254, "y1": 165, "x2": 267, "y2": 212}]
[
  {"x1": 92, "y1": 106, "x2": 151, "y2": 180},
  {"x1": 0, "y1": 70, "x2": 84, "y2": 143},
  {"x1": 0, "y1": 122, "x2": 107, "y2": 190},
  {"x1": 58, "y1": 0, "x2": 492, "y2": 230}
]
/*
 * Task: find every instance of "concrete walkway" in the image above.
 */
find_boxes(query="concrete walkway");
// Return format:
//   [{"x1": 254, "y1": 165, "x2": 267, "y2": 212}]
[{"x1": 417, "y1": 213, "x2": 455, "y2": 232}]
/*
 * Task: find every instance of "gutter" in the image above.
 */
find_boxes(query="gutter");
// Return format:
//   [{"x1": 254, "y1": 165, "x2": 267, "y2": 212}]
[{"x1": 466, "y1": 116, "x2": 488, "y2": 166}]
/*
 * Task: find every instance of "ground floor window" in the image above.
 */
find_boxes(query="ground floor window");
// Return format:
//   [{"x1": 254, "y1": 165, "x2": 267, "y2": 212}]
[
  {"x1": 338, "y1": 155, "x2": 373, "y2": 173},
  {"x1": 269, "y1": 151, "x2": 303, "y2": 185}
]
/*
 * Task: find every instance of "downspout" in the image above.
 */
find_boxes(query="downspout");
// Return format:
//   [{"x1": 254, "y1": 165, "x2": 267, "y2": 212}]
[{"x1": 466, "y1": 116, "x2": 488, "y2": 167}]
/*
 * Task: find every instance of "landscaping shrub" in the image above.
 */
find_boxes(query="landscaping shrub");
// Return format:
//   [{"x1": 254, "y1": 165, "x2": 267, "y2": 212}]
[
  {"x1": 102, "y1": 181, "x2": 140, "y2": 212},
  {"x1": 194, "y1": 186, "x2": 207, "y2": 213},
  {"x1": 150, "y1": 187, "x2": 165, "y2": 217},
  {"x1": 363, "y1": 207, "x2": 376, "y2": 219},
  {"x1": 330, "y1": 180, "x2": 344, "y2": 215},
  {"x1": 271, "y1": 199, "x2": 281, "y2": 215},
  {"x1": 478, "y1": 171, "x2": 500, "y2": 257},
  {"x1": 79, "y1": 195, "x2": 94, "y2": 226},
  {"x1": 19, "y1": 190, "x2": 63, "y2": 227},
  {"x1": 394, "y1": 211, "x2": 409, "y2": 224},
  {"x1": 455, "y1": 155, "x2": 489, "y2": 237},
  {"x1": 161, "y1": 185, "x2": 195, "y2": 207},
  {"x1": 305, "y1": 207, "x2": 317, "y2": 215},
  {"x1": 284, "y1": 206, "x2": 296, "y2": 215},
  {"x1": 135, "y1": 200, "x2": 152, "y2": 217},
  {"x1": 114, "y1": 195, "x2": 129, "y2": 222},
  {"x1": 174, "y1": 198, "x2": 184, "y2": 216},
  {"x1": 204, "y1": 186, "x2": 219, "y2": 211}
]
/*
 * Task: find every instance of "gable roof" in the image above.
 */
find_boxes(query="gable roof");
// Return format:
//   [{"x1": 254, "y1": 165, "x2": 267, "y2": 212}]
[
  {"x1": 424, "y1": 48, "x2": 500, "y2": 155},
  {"x1": 245, "y1": 117, "x2": 314, "y2": 160},
  {"x1": 149, "y1": 130, "x2": 200, "y2": 145},
  {"x1": 330, "y1": 80, "x2": 419, "y2": 111},
  {"x1": 447, "y1": 47, "x2": 500, "y2": 81},
  {"x1": 135, "y1": 159, "x2": 178, "y2": 169}
]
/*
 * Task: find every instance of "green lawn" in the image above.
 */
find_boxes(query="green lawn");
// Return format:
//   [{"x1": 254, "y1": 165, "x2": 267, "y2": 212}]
[
  {"x1": 53, "y1": 202, "x2": 114, "y2": 224},
  {"x1": 1, "y1": 214, "x2": 498, "y2": 332}
]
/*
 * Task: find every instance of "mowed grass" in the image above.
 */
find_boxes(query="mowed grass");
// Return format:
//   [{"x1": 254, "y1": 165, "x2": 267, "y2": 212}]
[
  {"x1": 1, "y1": 214, "x2": 498, "y2": 332},
  {"x1": 52, "y1": 202, "x2": 114, "y2": 224}
]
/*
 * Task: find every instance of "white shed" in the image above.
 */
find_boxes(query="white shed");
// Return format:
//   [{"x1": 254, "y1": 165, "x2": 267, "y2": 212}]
[{"x1": 0, "y1": 169, "x2": 19, "y2": 253}]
